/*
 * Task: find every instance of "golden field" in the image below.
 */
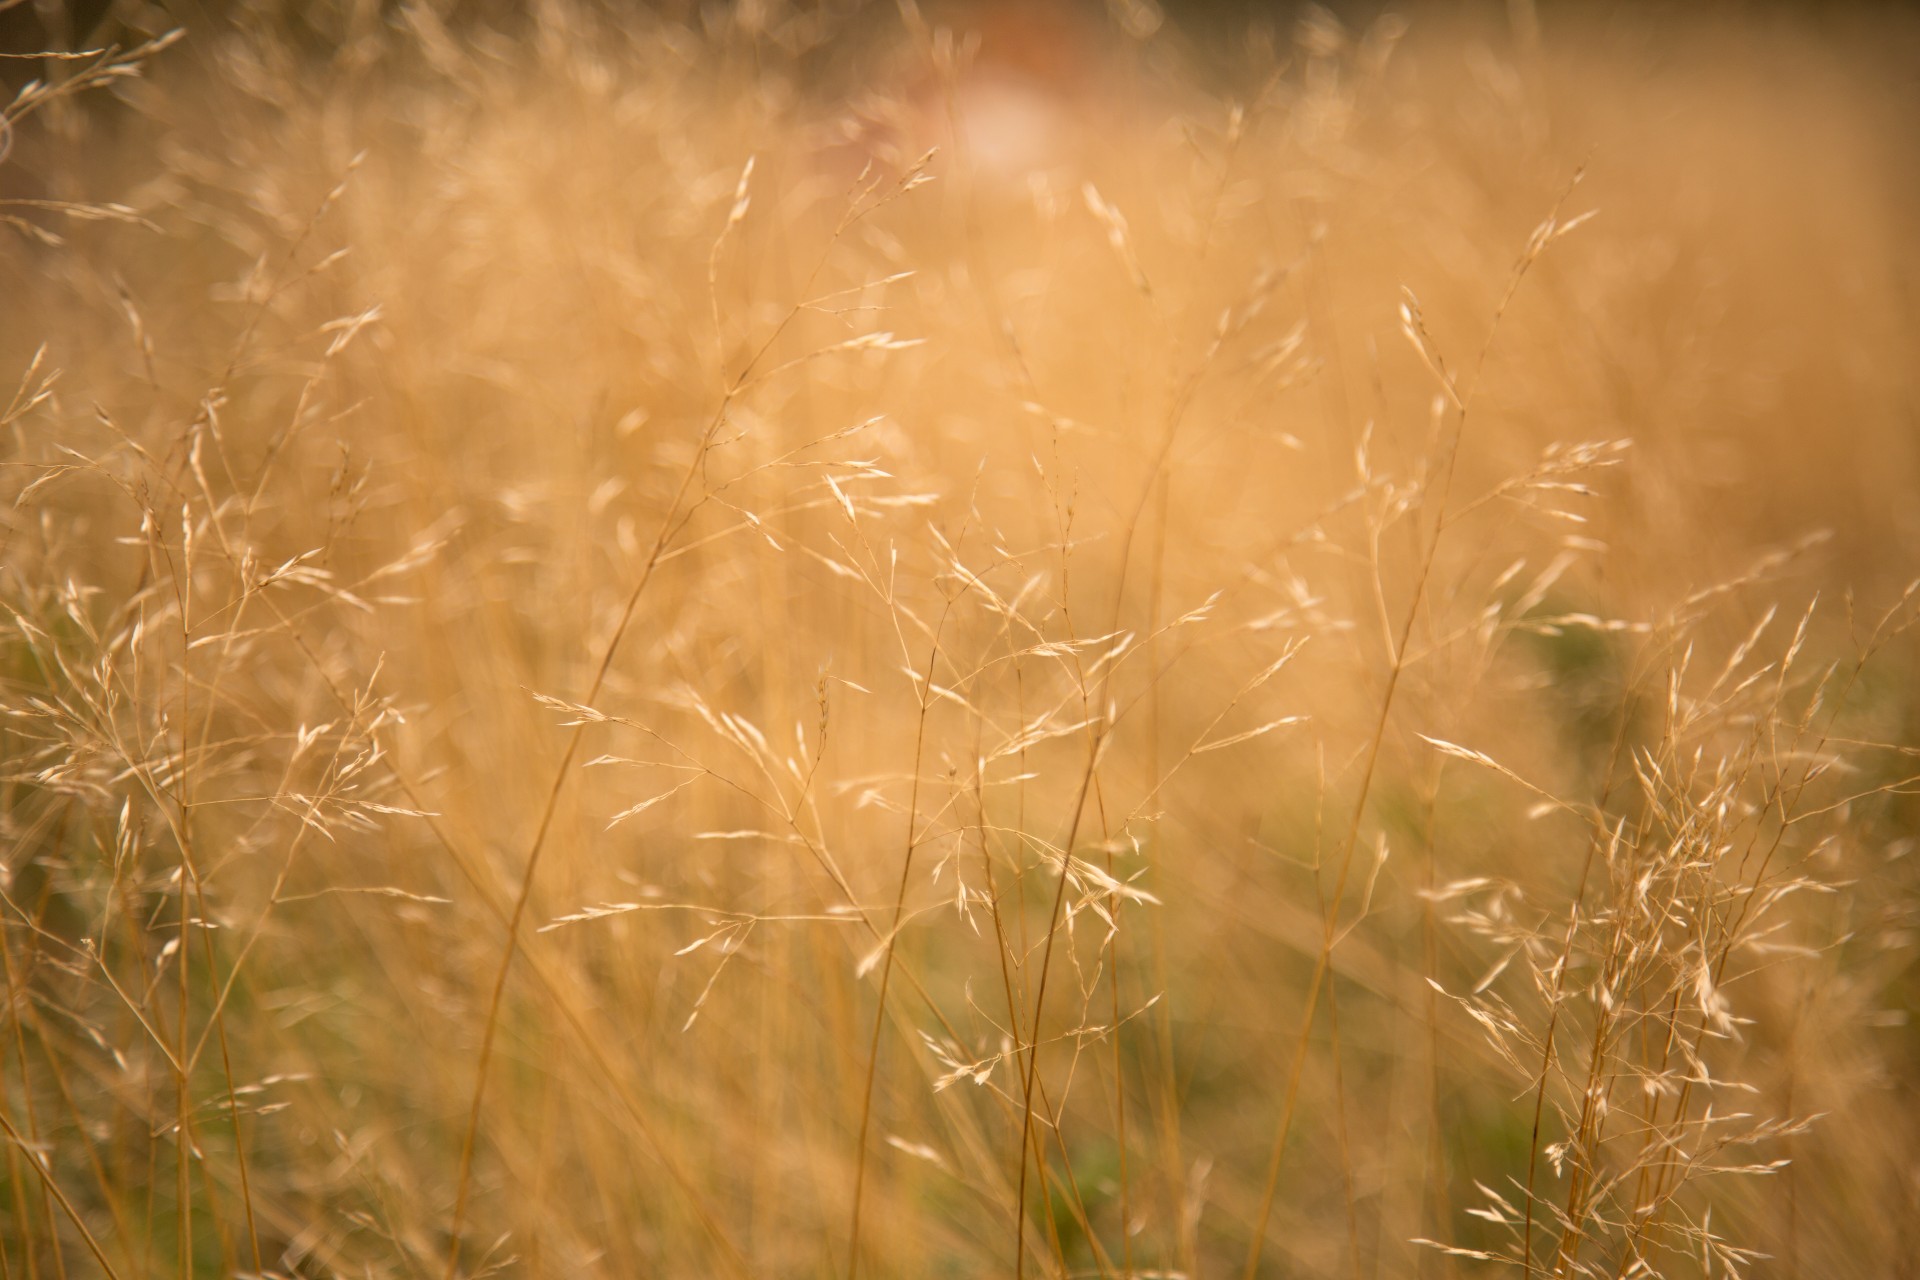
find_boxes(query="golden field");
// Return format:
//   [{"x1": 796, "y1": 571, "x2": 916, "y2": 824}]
[{"x1": 1, "y1": 1, "x2": 1917, "y2": 1275}]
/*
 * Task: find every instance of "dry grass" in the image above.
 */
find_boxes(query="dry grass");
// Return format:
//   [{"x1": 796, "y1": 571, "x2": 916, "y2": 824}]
[{"x1": 2, "y1": 1, "x2": 1918, "y2": 1276}]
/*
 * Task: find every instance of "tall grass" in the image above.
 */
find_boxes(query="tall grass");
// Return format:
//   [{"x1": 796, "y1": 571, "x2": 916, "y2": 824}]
[{"x1": 2, "y1": 2, "x2": 1917, "y2": 1276}]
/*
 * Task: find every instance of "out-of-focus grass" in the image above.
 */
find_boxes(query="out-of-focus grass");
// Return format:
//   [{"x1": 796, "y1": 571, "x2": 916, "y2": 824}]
[{"x1": 2, "y1": 2, "x2": 1918, "y2": 1276}]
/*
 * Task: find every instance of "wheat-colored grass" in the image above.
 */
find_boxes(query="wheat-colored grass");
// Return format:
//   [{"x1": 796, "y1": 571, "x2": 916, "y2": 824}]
[{"x1": 2, "y1": 2, "x2": 1917, "y2": 1276}]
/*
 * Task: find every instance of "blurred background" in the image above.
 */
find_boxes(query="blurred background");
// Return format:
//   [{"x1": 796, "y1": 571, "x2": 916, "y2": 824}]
[{"x1": 2, "y1": 1, "x2": 1918, "y2": 1277}]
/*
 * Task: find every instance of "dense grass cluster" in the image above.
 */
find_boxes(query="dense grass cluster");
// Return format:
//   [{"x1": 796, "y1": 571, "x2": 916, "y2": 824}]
[{"x1": 2, "y1": 2, "x2": 1917, "y2": 1276}]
